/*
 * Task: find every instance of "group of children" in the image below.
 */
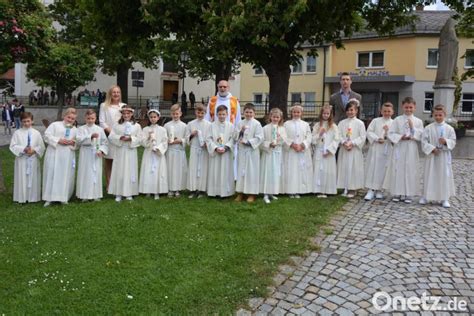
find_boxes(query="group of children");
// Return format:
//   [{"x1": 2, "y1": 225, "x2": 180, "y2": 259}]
[{"x1": 9, "y1": 97, "x2": 456, "y2": 207}]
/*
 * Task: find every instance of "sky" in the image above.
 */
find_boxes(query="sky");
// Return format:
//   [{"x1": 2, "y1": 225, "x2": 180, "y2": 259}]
[{"x1": 424, "y1": 0, "x2": 450, "y2": 10}]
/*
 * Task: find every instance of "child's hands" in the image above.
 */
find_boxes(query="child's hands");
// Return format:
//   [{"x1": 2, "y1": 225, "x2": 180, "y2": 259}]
[
  {"x1": 383, "y1": 125, "x2": 389, "y2": 131},
  {"x1": 59, "y1": 138, "x2": 69, "y2": 145},
  {"x1": 91, "y1": 133, "x2": 99, "y2": 139},
  {"x1": 120, "y1": 136, "x2": 131, "y2": 142},
  {"x1": 216, "y1": 147, "x2": 225, "y2": 154},
  {"x1": 96, "y1": 151, "x2": 104, "y2": 158},
  {"x1": 319, "y1": 127, "x2": 326, "y2": 136},
  {"x1": 432, "y1": 148, "x2": 440, "y2": 155},
  {"x1": 439, "y1": 137, "x2": 446, "y2": 145},
  {"x1": 377, "y1": 138, "x2": 385, "y2": 144},
  {"x1": 401, "y1": 135, "x2": 412, "y2": 140},
  {"x1": 407, "y1": 118, "x2": 413, "y2": 129}
]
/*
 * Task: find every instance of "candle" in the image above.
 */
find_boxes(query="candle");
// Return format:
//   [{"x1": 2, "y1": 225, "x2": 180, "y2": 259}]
[
  {"x1": 27, "y1": 130, "x2": 31, "y2": 147},
  {"x1": 272, "y1": 125, "x2": 277, "y2": 143},
  {"x1": 65, "y1": 125, "x2": 71, "y2": 139},
  {"x1": 218, "y1": 133, "x2": 224, "y2": 147},
  {"x1": 437, "y1": 125, "x2": 445, "y2": 148},
  {"x1": 170, "y1": 126, "x2": 175, "y2": 141},
  {"x1": 346, "y1": 127, "x2": 352, "y2": 141},
  {"x1": 150, "y1": 131, "x2": 156, "y2": 147},
  {"x1": 124, "y1": 122, "x2": 132, "y2": 136}
]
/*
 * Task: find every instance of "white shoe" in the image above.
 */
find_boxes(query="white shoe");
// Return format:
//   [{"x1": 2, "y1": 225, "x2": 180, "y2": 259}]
[
  {"x1": 197, "y1": 193, "x2": 205, "y2": 199},
  {"x1": 43, "y1": 201, "x2": 51, "y2": 207},
  {"x1": 263, "y1": 195, "x2": 271, "y2": 204},
  {"x1": 294, "y1": 194, "x2": 301, "y2": 199},
  {"x1": 175, "y1": 191, "x2": 180, "y2": 198},
  {"x1": 168, "y1": 192, "x2": 174, "y2": 197},
  {"x1": 289, "y1": 194, "x2": 295, "y2": 198},
  {"x1": 115, "y1": 196, "x2": 122, "y2": 202},
  {"x1": 126, "y1": 196, "x2": 133, "y2": 201},
  {"x1": 317, "y1": 194, "x2": 327, "y2": 198},
  {"x1": 419, "y1": 197, "x2": 427, "y2": 205},
  {"x1": 364, "y1": 190, "x2": 375, "y2": 201},
  {"x1": 375, "y1": 191, "x2": 384, "y2": 199},
  {"x1": 347, "y1": 193, "x2": 355, "y2": 198},
  {"x1": 154, "y1": 194, "x2": 160, "y2": 200},
  {"x1": 392, "y1": 196, "x2": 400, "y2": 202},
  {"x1": 188, "y1": 192, "x2": 195, "y2": 199},
  {"x1": 270, "y1": 195, "x2": 278, "y2": 200},
  {"x1": 442, "y1": 200, "x2": 450, "y2": 208},
  {"x1": 404, "y1": 196, "x2": 412, "y2": 204}
]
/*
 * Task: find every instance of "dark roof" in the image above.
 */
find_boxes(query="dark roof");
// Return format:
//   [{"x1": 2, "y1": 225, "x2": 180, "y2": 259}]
[{"x1": 347, "y1": 10, "x2": 455, "y2": 40}]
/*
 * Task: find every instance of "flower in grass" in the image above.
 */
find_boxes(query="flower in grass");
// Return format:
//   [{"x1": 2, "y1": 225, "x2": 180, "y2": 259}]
[{"x1": 127, "y1": 294, "x2": 133, "y2": 299}]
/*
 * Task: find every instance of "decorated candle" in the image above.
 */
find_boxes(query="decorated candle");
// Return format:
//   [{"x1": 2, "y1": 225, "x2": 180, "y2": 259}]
[{"x1": 124, "y1": 122, "x2": 132, "y2": 136}]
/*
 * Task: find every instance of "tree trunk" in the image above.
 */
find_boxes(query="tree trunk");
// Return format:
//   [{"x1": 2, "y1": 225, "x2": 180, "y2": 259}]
[
  {"x1": 117, "y1": 63, "x2": 129, "y2": 104},
  {"x1": 214, "y1": 61, "x2": 232, "y2": 95},
  {"x1": 0, "y1": 160, "x2": 6, "y2": 193},
  {"x1": 264, "y1": 62, "x2": 291, "y2": 119},
  {"x1": 56, "y1": 86, "x2": 66, "y2": 121}
]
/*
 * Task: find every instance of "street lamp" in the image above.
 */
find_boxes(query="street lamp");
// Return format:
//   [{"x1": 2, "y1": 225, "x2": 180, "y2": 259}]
[{"x1": 179, "y1": 52, "x2": 189, "y2": 93}]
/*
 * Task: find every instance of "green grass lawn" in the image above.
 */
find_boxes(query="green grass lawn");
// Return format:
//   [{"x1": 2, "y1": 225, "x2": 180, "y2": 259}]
[{"x1": 0, "y1": 146, "x2": 346, "y2": 314}]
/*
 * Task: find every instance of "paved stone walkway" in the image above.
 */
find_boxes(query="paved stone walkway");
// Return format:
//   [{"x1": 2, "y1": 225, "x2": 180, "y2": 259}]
[{"x1": 247, "y1": 159, "x2": 473, "y2": 315}]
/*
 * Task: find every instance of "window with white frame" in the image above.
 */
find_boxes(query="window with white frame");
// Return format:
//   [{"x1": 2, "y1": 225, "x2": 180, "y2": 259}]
[
  {"x1": 461, "y1": 93, "x2": 474, "y2": 113},
  {"x1": 291, "y1": 92, "x2": 302, "y2": 104},
  {"x1": 254, "y1": 66, "x2": 264, "y2": 75},
  {"x1": 304, "y1": 92, "x2": 316, "y2": 107},
  {"x1": 465, "y1": 49, "x2": 474, "y2": 68},
  {"x1": 291, "y1": 58, "x2": 303, "y2": 73},
  {"x1": 427, "y1": 49, "x2": 438, "y2": 67},
  {"x1": 357, "y1": 51, "x2": 384, "y2": 68},
  {"x1": 306, "y1": 55, "x2": 317, "y2": 72},
  {"x1": 424, "y1": 92, "x2": 434, "y2": 113},
  {"x1": 253, "y1": 93, "x2": 263, "y2": 105}
]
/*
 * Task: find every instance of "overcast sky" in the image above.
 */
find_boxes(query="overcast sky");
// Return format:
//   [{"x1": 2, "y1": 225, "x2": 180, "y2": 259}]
[{"x1": 424, "y1": 0, "x2": 450, "y2": 10}]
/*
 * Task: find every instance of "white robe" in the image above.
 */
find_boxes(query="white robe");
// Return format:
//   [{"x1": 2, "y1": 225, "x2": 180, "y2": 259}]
[
  {"x1": 421, "y1": 122, "x2": 456, "y2": 201},
  {"x1": 43, "y1": 121, "x2": 77, "y2": 202},
  {"x1": 204, "y1": 93, "x2": 241, "y2": 125},
  {"x1": 365, "y1": 117, "x2": 393, "y2": 190},
  {"x1": 139, "y1": 125, "x2": 169, "y2": 194},
  {"x1": 107, "y1": 122, "x2": 142, "y2": 197},
  {"x1": 206, "y1": 121, "x2": 235, "y2": 197},
  {"x1": 259, "y1": 124, "x2": 287, "y2": 195},
  {"x1": 383, "y1": 114, "x2": 424, "y2": 196},
  {"x1": 76, "y1": 124, "x2": 109, "y2": 200},
  {"x1": 312, "y1": 122, "x2": 340, "y2": 194},
  {"x1": 186, "y1": 119, "x2": 211, "y2": 192},
  {"x1": 337, "y1": 118, "x2": 366, "y2": 191},
  {"x1": 10, "y1": 127, "x2": 45, "y2": 203},
  {"x1": 283, "y1": 119, "x2": 313, "y2": 194},
  {"x1": 164, "y1": 120, "x2": 188, "y2": 191},
  {"x1": 234, "y1": 118, "x2": 263, "y2": 194},
  {"x1": 99, "y1": 102, "x2": 124, "y2": 159}
]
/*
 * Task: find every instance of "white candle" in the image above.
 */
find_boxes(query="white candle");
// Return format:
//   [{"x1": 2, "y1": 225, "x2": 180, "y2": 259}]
[
  {"x1": 124, "y1": 122, "x2": 132, "y2": 136},
  {"x1": 170, "y1": 126, "x2": 175, "y2": 141}
]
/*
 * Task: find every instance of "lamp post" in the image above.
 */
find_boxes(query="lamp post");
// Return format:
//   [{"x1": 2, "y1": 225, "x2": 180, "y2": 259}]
[{"x1": 179, "y1": 52, "x2": 189, "y2": 115}]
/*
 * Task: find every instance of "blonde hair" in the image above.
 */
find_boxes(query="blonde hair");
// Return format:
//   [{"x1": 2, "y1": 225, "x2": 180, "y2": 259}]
[
  {"x1": 195, "y1": 103, "x2": 205, "y2": 112},
  {"x1": 267, "y1": 108, "x2": 284, "y2": 126},
  {"x1": 433, "y1": 104, "x2": 446, "y2": 114},
  {"x1": 104, "y1": 85, "x2": 122, "y2": 107},
  {"x1": 170, "y1": 103, "x2": 181, "y2": 113},
  {"x1": 290, "y1": 104, "x2": 304, "y2": 118},
  {"x1": 63, "y1": 107, "x2": 77, "y2": 117},
  {"x1": 85, "y1": 109, "x2": 96, "y2": 116},
  {"x1": 319, "y1": 104, "x2": 334, "y2": 129}
]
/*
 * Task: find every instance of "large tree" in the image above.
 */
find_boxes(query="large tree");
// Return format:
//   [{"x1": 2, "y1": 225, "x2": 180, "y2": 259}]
[
  {"x1": 26, "y1": 42, "x2": 96, "y2": 119},
  {"x1": 0, "y1": 0, "x2": 53, "y2": 74},
  {"x1": 144, "y1": 0, "x2": 469, "y2": 115},
  {"x1": 50, "y1": 0, "x2": 159, "y2": 103}
]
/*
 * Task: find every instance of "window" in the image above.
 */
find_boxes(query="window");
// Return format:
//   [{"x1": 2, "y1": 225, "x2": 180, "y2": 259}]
[
  {"x1": 427, "y1": 49, "x2": 439, "y2": 67},
  {"x1": 357, "y1": 51, "x2": 384, "y2": 68},
  {"x1": 306, "y1": 55, "x2": 316, "y2": 72},
  {"x1": 291, "y1": 92, "x2": 302, "y2": 104},
  {"x1": 461, "y1": 93, "x2": 474, "y2": 113},
  {"x1": 424, "y1": 92, "x2": 434, "y2": 113},
  {"x1": 253, "y1": 93, "x2": 263, "y2": 105},
  {"x1": 254, "y1": 66, "x2": 264, "y2": 75},
  {"x1": 291, "y1": 58, "x2": 303, "y2": 73},
  {"x1": 304, "y1": 92, "x2": 316, "y2": 107},
  {"x1": 465, "y1": 49, "x2": 474, "y2": 68}
]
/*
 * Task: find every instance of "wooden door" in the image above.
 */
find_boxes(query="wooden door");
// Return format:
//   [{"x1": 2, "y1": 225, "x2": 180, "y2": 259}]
[{"x1": 163, "y1": 80, "x2": 179, "y2": 101}]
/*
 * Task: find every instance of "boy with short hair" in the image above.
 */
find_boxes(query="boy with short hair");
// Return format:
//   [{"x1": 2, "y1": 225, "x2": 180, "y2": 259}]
[
  {"x1": 186, "y1": 103, "x2": 211, "y2": 198},
  {"x1": 383, "y1": 97, "x2": 424, "y2": 203},
  {"x1": 364, "y1": 102, "x2": 394, "y2": 200},
  {"x1": 9, "y1": 112, "x2": 45, "y2": 203},
  {"x1": 164, "y1": 104, "x2": 188, "y2": 197},
  {"x1": 76, "y1": 109, "x2": 108, "y2": 202},
  {"x1": 419, "y1": 104, "x2": 456, "y2": 208},
  {"x1": 234, "y1": 103, "x2": 263, "y2": 202},
  {"x1": 206, "y1": 105, "x2": 235, "y2": 198}
]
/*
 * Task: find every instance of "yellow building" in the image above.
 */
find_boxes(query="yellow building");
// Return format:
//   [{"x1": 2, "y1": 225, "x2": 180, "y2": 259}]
[{"x1": 240, "y1": 10, "x2": 474, "y2": 120}]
